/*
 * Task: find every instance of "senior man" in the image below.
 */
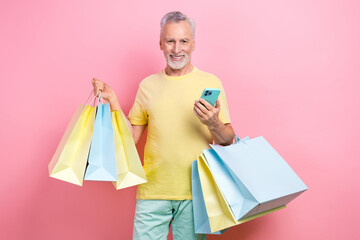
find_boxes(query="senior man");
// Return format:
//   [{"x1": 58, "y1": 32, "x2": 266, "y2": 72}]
[{"x1": 92, "y1": 11, "x2": 234, "y2": 240}]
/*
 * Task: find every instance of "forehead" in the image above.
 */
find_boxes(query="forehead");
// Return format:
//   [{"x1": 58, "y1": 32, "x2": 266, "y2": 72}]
[{"x1": 162, "y1": 21, "x2": 193, "y2": 39}]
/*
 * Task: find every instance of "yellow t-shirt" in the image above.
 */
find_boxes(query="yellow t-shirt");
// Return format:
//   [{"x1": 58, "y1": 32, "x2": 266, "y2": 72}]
[{"x1": 128, "y1": 67, "x2": 231, "y2": 200}]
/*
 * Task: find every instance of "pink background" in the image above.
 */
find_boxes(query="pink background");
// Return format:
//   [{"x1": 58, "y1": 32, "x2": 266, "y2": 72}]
[{"x1": 1, "y1": 0, "x2": 359, "y2": 239}]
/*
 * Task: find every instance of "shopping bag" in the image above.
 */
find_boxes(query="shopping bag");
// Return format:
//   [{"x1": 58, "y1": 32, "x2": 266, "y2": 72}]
[
  {"x1": 112, "y1": 110, "x2": 147, "y2": 189},
  {"x1": 84, "y1": 96, "x2": 117, "y2": 181},
  {"x1": 49, "y1": 103, "x2": 96, "y2": 186},
  {"x1": 192, "y1": 155, "x2": 285, "y2": 234},
  {"x1": 191, "y1": 161, "x2": 225, "y2": 235},
  {"x1": 205, "y1": 136, "x2": 308, "y2": 221}
]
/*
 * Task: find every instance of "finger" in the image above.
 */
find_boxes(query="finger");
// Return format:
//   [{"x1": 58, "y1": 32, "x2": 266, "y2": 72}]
[
  {"x1": 194, "y1": 101, "x2": 206, "y2": 114},
  {"x1": 93, "y1": 84, "x2": 99, "y2": 96},
  {"x1": 93, "y1": 79, "x2": 105, "y2": 91},
  {"x1": 94, "y1": 81, "x2": 103, "y2": 87},
  {"x1": 194, "y1": 104, "x2": 206, "y2": 118},
  {"x1": 214, "y1": 99, "x2": 221, "y2": 109},
  {"x1": 193, "y1": 108, "x2": 199, "y2": 118},
  {"x1": 96, "y1": 85, "x2": 104, "y2": 92},
  {"x1": 92, "y1": 78, "x2": 101, "y2": 85},
  {"x1": 193, "y1": 107, "x2": 204, "y2": 119},
  {"x1": 195, "y1": 100, "x2": 210, "y2": 114},
  {"x1": 94, "y1": 88, "x2": 101, "y2": 97},
  {"x1": 199, "y1": 98, "x2": 213, "y2": 110},
  {"x1": 95, "y1": 82, "x2": 104, "y2": 91},
  {"x1": 94, "y1": 86, "x2": 104, "y2": 97},
  {"x1": 92, "y1": 79, "x2": 101, "y2": 89}
]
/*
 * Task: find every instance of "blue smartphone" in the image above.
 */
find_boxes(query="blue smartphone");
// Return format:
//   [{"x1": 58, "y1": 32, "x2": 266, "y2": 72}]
[{"x1": 200, "y1": 88, "x2": 220, "y2": 107}]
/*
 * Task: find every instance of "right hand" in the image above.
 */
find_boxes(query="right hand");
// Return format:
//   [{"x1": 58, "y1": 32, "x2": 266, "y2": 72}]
[{"x1": 92, "y1": 78, "x2": 116, "y2": 102}]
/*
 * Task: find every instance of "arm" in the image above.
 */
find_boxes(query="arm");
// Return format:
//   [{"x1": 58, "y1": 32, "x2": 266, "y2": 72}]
[
  {"x1": 92, "y1": 78, "x2": 147, "y2": 144},
  {"x1": 193, "y1": 98, "x2": 235, "y2": 146}
]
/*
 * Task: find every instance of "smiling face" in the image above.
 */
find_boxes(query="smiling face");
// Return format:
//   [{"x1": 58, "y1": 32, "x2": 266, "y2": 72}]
[{"x1": 160, "y1": 20, "x2": 195, "y2": 75}]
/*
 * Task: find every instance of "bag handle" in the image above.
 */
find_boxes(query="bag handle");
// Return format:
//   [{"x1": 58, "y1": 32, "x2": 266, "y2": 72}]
[
  {"x1": 84, "y1": 90, "x2": 96, "y2": 106},
  {"x1": 234, "y1": 135, "x2": 250, "y2": 144},
  {"x1": 81, "y1": 90, "x2": 104, "y2": 112},
  {"x1": 234, "y1": 134, "x2": 241, "y2": 143},
  {"x1": 84, "y1": 90, "x2": 105, "y2": 106},
  {"x1": 96, "y1": 91, "x2": 105, "y2": 105}
]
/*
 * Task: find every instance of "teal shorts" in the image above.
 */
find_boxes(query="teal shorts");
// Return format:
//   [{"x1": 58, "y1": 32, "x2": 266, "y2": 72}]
[{"x1": 133, "y1": 199, "x2": 206, "y2": 240}]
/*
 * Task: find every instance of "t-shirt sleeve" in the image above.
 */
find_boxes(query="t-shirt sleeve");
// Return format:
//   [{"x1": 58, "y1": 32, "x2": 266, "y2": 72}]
[
  {"x1": 127, "y1": 85, "x2": 148, "y2": 125},
  {"x1": 218, "y1": 81, "x2": 231, "y2": 124}
]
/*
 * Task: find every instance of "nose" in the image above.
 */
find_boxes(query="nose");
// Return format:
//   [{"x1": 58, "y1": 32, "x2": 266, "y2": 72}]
[{"x1": 172, "y1": 42, "x2": 181, "y2": 54}]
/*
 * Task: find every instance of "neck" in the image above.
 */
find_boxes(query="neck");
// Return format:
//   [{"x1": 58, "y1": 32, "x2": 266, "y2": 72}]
[{"x1": 165, "y1": 64, "x2": 194, "y2": 76}]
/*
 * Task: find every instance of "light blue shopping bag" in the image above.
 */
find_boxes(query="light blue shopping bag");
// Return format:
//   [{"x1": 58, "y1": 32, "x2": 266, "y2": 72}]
[
  {"x1": 84, "y1": 94, "x2": 117, "y2": 181},
  {"x1": 191, "y1": 161, "x2": 225, "y2": 235},
  {"x1": 204, "y1": 136, "x2": 308, "y2": 220}
]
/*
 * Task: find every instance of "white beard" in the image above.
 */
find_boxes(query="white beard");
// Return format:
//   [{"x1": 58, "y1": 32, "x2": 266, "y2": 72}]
[{"x1": 166, "y1": 54, "x2": 190, "y2": 70}]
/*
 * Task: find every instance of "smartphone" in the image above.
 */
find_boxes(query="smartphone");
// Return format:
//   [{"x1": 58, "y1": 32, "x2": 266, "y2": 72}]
[{"x1": 200, "y1": 88, "x2": 220, "y2": 107}]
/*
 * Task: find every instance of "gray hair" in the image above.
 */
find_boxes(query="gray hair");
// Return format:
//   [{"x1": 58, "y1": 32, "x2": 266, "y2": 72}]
[{"x1": 160, "y1": 11, "x2": 196, "y2": 38}]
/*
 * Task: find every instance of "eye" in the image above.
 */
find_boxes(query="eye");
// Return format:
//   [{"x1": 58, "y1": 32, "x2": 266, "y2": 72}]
[
  {"x1": 167, "y1": 40, "x2": 174, "y2": 43},
  {"x1": 181, "y1": 40, "x2": 188, "y2": 43}
]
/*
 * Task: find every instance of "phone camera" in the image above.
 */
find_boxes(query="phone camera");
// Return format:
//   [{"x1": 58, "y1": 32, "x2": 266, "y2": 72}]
[{"x1": 205, "y1": 90, "x2": 212, "y2": 96}]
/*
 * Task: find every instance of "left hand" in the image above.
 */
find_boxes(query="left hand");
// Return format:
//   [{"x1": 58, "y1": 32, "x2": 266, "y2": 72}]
[{"x1": 193, "y1": 98, "x2": 221, "y2": 127}]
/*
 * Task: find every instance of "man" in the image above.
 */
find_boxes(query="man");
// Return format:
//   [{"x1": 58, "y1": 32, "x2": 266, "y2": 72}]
[{"x1": 92, "y1": 11, "x2": 234, "y2": 240}]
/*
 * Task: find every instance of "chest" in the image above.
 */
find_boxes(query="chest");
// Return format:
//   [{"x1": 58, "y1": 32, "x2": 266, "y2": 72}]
[{"x1": 145, "y1": 81, "x2": 203, "y2": 117}]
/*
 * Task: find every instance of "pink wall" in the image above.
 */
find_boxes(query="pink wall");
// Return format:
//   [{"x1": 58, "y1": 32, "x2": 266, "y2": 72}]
[{"x1": 1, "y1": 0, "x2": 359, "y2": 239}]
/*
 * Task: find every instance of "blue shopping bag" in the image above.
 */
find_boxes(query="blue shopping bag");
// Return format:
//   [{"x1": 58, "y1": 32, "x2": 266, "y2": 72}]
[
  {"x1": 84, "y1": 94, "x2": 117, "y2": 181},
  {"x1": 192, "y1": 151, "x2": 284, "y2": 233},
  {"x1": 191, "y1": 161, "x2": 224, "y2": 235},
  {"x1": 205, "y1": 136, "x2": 308, "y2": 220}
]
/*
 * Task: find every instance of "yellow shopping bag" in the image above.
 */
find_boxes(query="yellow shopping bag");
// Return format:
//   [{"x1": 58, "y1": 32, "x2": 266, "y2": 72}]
[
  {"x1": 49, "y1": 103, "x2": 96, "y2": 186},
  {"x1": 197, "y1": 154, "x2": 285, "y2": 233},
  {"x1": 112, "y1": 110, "x2": 147, "y2": 189}
]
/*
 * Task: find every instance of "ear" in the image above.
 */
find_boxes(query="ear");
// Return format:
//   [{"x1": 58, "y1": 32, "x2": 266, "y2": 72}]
[{"x1": 159, "y1": 39, "x2": 163, "y2": 50}]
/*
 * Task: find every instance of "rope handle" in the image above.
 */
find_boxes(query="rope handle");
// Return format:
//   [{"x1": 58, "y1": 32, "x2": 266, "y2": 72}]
[
  {"x1": 81, "y1": 90, "x2": 105, "y2": 112},
  {"x1": 234, "y1": 135, "x2": 250, "y2": 144}
]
